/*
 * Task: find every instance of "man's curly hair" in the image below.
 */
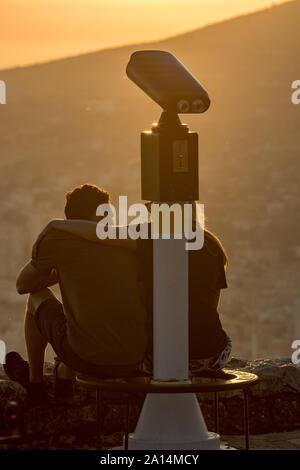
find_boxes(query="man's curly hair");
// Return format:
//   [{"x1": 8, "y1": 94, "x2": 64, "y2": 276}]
[{"x1": 65, "y1": 184, "x2": 111, "y2": 220}]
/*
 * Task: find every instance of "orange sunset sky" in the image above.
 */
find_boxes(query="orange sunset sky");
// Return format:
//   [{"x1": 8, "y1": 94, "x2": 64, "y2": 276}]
[{"x1": 1, "y1": 0, "x2": 289, "y2": 69}]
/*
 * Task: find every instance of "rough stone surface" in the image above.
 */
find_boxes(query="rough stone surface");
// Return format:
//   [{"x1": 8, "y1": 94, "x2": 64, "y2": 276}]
[
  {"x1": 224, "y1": 430, "x2": 300, "y2": 450},
  {"x1": 0, "y1": 357, "x2": 299, "y2": 449}
]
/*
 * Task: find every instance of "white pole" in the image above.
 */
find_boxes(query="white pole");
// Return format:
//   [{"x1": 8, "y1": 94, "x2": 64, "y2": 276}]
[
  {"x1": 153, "y1": 237, "x2": 189, "y2": 380},
  {"x1": 128, "y1": 230, "x2": 220, "y2": 449}
]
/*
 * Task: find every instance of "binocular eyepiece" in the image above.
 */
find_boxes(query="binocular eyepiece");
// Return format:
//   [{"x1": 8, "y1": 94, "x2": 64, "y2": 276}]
[{"x1": 126, "y1": 50, "x2": 210, "y2": 114}]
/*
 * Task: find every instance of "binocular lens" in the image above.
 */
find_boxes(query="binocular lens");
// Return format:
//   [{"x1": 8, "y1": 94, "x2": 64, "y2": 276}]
[
  {"x1": 177, "y1": 100, "x2": 190, "y2": 113},
  {"x1": 192, "y1": 100, "x2": 206, "y2": 113}
]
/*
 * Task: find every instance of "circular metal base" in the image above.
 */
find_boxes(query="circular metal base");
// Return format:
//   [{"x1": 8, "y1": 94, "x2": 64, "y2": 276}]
[
  {"x1": 112, "y1": 440, "x2": 235, "y2": 451},
  {"x1": 127, "y1": 431, "x2": 220, "y2": 450}
]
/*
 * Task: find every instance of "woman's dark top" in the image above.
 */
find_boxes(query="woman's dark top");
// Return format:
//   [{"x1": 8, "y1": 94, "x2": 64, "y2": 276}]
[{"x1": 136, "y1": 227, "x2": 228, "y2": 363}]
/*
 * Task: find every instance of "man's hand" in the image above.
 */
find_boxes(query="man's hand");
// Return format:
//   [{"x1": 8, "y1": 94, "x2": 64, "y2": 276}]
[{"x1": 16, "y1": 263, "x2": 58, "y2": 295}]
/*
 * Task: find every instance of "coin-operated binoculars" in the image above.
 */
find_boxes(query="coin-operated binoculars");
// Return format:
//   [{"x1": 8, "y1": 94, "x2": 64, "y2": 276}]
[
  {"x1": 126, "y1": 50, "x2": 220, "y2": 449},
  {"x1": 127, "y1": 50, "x2": 210, "y2": 202}
]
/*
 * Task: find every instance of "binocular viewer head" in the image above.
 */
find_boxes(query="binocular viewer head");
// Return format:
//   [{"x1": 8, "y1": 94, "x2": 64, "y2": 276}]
[{"x1": 126, "y1": 50, "x2": 210, "y2": 114}]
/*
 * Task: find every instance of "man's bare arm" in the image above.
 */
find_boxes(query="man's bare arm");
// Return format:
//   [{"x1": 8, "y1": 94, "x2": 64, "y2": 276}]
[{"x1": 16, "y1": 262, "x2": 58, "y2": 295}]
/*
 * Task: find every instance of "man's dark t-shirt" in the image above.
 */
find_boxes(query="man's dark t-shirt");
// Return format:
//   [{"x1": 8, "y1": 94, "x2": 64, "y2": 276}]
[
  {"x1": 31, "y1": 230, "x2": 148, "y2": 366},
  {"x1": 137, "y1": 228, "x2": 228, "y2": 361}
]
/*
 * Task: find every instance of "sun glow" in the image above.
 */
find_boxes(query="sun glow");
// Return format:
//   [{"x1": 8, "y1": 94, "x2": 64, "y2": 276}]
[{"x1": 0, "y1": 0, "x2": 288, "y2": 69}]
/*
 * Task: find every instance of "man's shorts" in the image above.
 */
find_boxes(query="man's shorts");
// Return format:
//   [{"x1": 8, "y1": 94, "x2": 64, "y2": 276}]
[
  {"x1": 142, "y1": 336, "x2": 232, "y2": 375},
  {"x1": 35, "y1": 297, "x2": 141, "y2": 377}
]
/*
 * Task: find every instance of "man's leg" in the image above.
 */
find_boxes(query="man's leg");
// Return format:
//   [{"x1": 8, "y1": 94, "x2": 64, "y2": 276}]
[
  {"x1": 25, "y1": 287, "x2": 74, "y2": 383},
  {"x1": 25, "y1": 288, "x2": 55, "y2": 383}
]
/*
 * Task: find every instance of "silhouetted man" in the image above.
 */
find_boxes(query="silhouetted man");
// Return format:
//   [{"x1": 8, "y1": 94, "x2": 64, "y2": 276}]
[{"x1": 4, "y1": 184, "x2": 148, "y2": 401}]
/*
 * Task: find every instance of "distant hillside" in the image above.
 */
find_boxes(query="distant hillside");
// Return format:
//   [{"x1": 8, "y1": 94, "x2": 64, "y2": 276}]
[{"x1": 0, "y1": 0, "x2": 300, "y2": 359}]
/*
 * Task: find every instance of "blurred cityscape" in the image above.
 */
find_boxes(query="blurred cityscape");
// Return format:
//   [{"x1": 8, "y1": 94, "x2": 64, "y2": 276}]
[{"x1": 0, "y1": 1, "x2": 300, "y2": 360}]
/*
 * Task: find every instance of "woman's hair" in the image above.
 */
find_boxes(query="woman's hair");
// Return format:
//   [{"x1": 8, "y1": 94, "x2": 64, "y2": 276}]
[
  {"x1": 204, "y1": 229, "x2": 228, "y2": 271},
  {"x1": 189, "y1": 200, "x2": 228, "y2": 269},
  {"x1": 146, "y1": 200, "x2": 228, "y2": 269}
]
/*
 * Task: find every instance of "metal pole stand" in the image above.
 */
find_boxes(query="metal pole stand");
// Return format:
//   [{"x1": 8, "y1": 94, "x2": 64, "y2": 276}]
[{"x1": 128, "y1": 236, "x2": 220, "y2": 450}]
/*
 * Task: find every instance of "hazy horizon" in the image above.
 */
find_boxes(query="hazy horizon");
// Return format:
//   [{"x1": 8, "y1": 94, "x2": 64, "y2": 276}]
[
  {"x1": 1, "y1": 0, "x2": 299, "y2": 360},
  {"x1": 1, "y1": 0, "x2": 290, "y2": 69}
]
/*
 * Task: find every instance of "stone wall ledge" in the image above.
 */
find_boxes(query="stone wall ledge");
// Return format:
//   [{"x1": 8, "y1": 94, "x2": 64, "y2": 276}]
[{"x1": 0, "y1": 357, "x2": 299, "y2": 449}]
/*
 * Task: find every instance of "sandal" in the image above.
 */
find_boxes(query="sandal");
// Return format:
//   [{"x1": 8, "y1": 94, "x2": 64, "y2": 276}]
[
  {"x1": 4, "y1": 352, "x2": 30, "y2": 390},
  {"x1": 4, "y1": 351, "x2": 47, "y2": 403}
]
